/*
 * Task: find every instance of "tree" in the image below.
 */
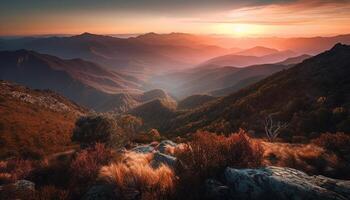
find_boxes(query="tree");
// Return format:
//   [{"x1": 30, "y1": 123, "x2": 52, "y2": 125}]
[
  {"x1": 72, "y1": 114, "x2": 129, "y2": 148},
  {"x1": 264, "y1": 115, "x2": 288, "y2": 142}
]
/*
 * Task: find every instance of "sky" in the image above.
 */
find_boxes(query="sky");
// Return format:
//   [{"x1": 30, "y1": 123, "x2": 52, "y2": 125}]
[{"x1": 1, "y1": 0, "x2": 350, "y2": 37}]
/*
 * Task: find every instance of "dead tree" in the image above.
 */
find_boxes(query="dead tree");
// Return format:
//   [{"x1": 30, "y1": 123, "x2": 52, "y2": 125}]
[{"x1": 264, "y1": 115, "x2": 288, "y2": 142}]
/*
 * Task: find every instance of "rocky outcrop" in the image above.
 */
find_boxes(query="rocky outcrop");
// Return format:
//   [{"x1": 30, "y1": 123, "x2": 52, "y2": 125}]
[
  {"x1": 206, "y1": 166, "x2": 350, "y2": 200},
  {"x1": 156, "y1": 140, "x2": 177, "y2": 153},
  {"x1": 151, "y1": 152, "x2": 177, "y2": 168},
  {"x1": 131, "y1": 145, "x2": 155, "y2": 154}
]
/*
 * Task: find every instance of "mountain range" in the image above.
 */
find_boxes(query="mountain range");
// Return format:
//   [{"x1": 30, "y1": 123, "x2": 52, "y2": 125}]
[
  {"x1": 148, "y1": 43, "x2": 350, "y2": 138},
  {"x1": 0, "y1": 50, "x2": 175, "y2": 112}
]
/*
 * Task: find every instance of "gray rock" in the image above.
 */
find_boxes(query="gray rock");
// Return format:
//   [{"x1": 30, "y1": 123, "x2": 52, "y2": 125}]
[
  {"x1": 151, "y1": 152, "x2": 177, "y2": 168},
  {"x1": 131, "y1": 145, "x2": 154, "y2": 154},
  {"x1": 215, "y1": 166, "x2": 350, "y2": 200},
  {"x1": 13, "y1": 179, "x2": 35, "y2": 192},
  {"x1": 205, "y1": 179, "x2": 231, "y2": 200},
  {"x1": 157, "y1": 140, "x2": 177, "y2": 153}
]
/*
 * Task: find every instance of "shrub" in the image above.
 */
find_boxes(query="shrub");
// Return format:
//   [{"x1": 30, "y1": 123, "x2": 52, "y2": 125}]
[
  {"x1": 312, "y1": 132, "x2": 350, "y2": 160},
  {"x1": 35, "y1": 186, "x2": 69, "y2": 200},
  {"x1": 72, "y1": 114, "x2": 129, "y2": 148},
  {"x1": 99, "y1": 152, "x2": 175, "y2": 199},
  {"x1": 70, "y1": 143, "x2": 114, "y2": 185},
  {"x1": 0, "y1": 159, "x2": 34, "y2": 183},
  {"x1": 174, "y1": 129, "x2": 264, "y2": 199}
]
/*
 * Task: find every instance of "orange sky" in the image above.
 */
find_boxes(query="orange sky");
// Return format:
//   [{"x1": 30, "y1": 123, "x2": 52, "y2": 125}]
[{"x1": 1, "y1": 0, "x2": 350, "y2": 37}]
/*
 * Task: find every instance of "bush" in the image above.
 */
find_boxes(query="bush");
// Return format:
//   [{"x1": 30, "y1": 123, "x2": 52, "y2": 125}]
[
  {"x1": 69, "y1": 143, "x2": 114, "y2": 198},
  {"x1": 174, "y1": 129, "x2": 264, "y2": 199},
  {"x1": 312, "y1": 132, "x2": 350, "y2": 160},
  {"x1": 0, "y1": 159, "x2": 34, "y2": 183},
  {"x1": 72, "y1": 114, "x2": 129, "y2": 148}
]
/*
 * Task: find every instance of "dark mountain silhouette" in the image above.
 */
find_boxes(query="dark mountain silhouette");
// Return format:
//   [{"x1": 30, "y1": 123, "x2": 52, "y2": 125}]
[
  {"x1": 162, "y1": 43, "x2": 350, "y2": 138},
  {"x1": 0, "y1": 80, "x2": 87, "y2": 158}
]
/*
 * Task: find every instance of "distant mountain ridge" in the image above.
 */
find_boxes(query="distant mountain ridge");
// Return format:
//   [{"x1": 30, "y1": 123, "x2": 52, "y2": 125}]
[{"x1": 0, "y1": 33, "x2": 231, "y2": 75}]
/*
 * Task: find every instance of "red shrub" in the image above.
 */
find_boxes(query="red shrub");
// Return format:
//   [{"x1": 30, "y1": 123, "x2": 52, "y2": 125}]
[
  {"x1": 174, "y1": 129, "x2": 264, "y2": 199},
  {"x1": 69, "y1": 143, "x2": 114, "y2": 198},
  {"x1": 0, "y1": 159, "x2": 34, "y2": 183},
  {"x1": 312, "y1": 132, "x2": 350, "y2": 157}
]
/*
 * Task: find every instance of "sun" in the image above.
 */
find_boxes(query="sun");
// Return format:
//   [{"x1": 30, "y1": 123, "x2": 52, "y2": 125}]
[
  {"x1": 214, "y1": 23, "x2": 260, "y2": 37},
  {"x1": 233, "y1": 24, "x2": 248, "y2": 35}
]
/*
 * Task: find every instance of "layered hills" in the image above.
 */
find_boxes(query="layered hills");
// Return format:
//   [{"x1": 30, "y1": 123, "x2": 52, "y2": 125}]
[{"x1": 159, "y1": 44, "x2": 350, "y2": 138}]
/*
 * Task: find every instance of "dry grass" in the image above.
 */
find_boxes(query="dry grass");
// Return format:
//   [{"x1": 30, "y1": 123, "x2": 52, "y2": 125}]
[
  {"x1": 99, "y1": 152, "x2": 175, "y2": 199},
  {"x1": 262, "y1": 141, "x2": 340, "y2": 176}
]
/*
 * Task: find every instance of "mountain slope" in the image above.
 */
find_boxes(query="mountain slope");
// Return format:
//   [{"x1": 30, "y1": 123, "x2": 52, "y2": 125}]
[
  {"x1": 152, "y1": 63, "x2": 291, "y2": 98},
  {"x1": 177, "y1": 94, "x2": 217, "y2": 110},
  {"x1": 0, "y1": 50, "x2": 144, "y2": 110},
  {"x1": 0, "y1": 81, "x2": 87, "y2": 158},
  {"x1": 165, "y1": 43, "x2": 350, "y2": 138}
]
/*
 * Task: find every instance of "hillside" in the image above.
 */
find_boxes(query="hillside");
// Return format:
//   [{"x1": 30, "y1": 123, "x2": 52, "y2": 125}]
[
  {"x1": 0, "y1": 81, "x2": 87, "y2": 159},
  {"x1": 177, "y1": 94, "x2": 217, "y2": 110},
  {"x1": 0, "y1": 50, "x2": 145, "y2": 110},
  {"x1": 130, "y1": 98, "x2": 177, "y2": 130},
  {"x1": 163, "y1": 43, "x2": 350, "y2": 138},
  {"x1": 97, "y1": 89, "x2": 176, "y2": 112},
  {"x1": 152, "y1": 63, "x2": 291, "y2": 98}
]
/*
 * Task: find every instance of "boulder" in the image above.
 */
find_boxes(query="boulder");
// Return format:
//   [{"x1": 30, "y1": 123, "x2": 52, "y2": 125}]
[
  {"x1": 13, "y1": 179, "x2": 35, "y2": 192},
  {"x1": 151, "y1": 152, "x2": 177, "y2": 168},
  {"x1": 131, "y1": 145, "x2": 154, "y2": 154},
  {"x1": 157, "y1": 140, "x2": 177, "y2": 154},
  {"x1": 208, "y1": 166, "x2": 350, "y2": 200}
]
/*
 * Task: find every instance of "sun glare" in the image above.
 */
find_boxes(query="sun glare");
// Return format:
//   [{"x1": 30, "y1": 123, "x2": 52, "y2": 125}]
[{"x1": 214, "y1": 23, "x2": 261, "y2": 37}]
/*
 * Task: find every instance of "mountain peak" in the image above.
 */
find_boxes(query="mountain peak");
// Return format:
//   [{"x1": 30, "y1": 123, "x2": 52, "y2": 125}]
[{"x1": 330, "y1": 43, "x2": 349, "y2": 51}]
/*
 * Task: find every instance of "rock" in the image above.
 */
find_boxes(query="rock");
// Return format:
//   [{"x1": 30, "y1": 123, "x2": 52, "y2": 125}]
[
  {"x1": 214, "y1": 166, "x2": 350, "y2": 200},
  {"x1": 157, "y1": 140, "x2": 177, "y2": 154},
  {"x1": 205, "y1": 179, "x2": 231, "y2": 200},
  {"x1": 131, "y1": 145, "x2": 154, "y2": 154},
  {"x1": 151, "y1": 152, "x2": 177, "y2": 168},
  {"x1": 13, "y1": 180, "x2": 35, "y2": 192},
  {"x1": 83, "y1": 184, "x2": 116, "y2": 200}
]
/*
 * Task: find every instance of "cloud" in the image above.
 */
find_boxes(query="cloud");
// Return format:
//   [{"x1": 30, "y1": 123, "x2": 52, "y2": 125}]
[{"x1": 185, "y1": 0, "x2": 350, "y2": 26}]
